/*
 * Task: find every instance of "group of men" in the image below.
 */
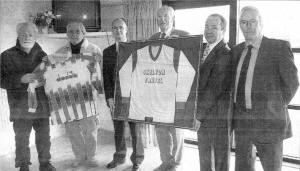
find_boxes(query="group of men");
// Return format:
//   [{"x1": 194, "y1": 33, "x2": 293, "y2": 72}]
[{"x1": 0, "y1": 4, "x2": 298, "y2": 171}]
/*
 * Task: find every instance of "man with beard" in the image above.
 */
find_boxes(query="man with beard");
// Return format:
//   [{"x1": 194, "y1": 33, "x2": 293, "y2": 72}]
[{"x1": 0, "y1": 22, "x2": 56, "y2": 171}]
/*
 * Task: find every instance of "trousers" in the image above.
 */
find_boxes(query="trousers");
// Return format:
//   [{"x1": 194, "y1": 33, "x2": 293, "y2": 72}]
[
  {"x1": 13, "y1": 118, "x2": 51, "y2": 168},
  {"x1": 155, "y1": 125, "x2": 184, "y2": 166},
  {"x1": 112, "y1": 120, "x2": 144, "y2": 165},
  {"x1": 198, "y1": 127, "x2": 231, "y2": 171},
  {"x1": 65, "y1": 116, "x2": 99, "y2": 160},
  {"x1": 235, "y1": 129, "x2": 283, "y2": 171}
]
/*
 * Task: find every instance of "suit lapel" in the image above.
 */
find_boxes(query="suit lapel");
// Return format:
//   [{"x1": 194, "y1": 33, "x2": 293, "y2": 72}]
[
  {"x1": 109, "y1": 44, "x2": 117, "y2": 60},
  {"x1": 251, "y1": 36, "x2": 268, "y2": 92},
  {"x1": 202, "y1": 40, "x2": 225, "y2": 66},
  {"x1": 111, "y1": 43, "x2": 117, "y2": 53},
  {"x1": 199, "y1": 40, "x2": 226, "y2": 89}
]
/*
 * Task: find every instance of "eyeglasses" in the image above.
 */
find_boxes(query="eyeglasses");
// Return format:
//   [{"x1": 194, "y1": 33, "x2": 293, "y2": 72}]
[{"x1": 240, "y1": 20, "x2": 258, "y2": 26}]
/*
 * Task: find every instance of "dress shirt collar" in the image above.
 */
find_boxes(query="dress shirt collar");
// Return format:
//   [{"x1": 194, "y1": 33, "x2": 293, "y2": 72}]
[
  {"x1": 206, "y1": 39, "x2": 222, "y2": 52},
  {"x1": 161, "y1": 28, "x2": 173, "y2": 38},
  {"x1": 245, "y1": 34, "x2": 263, "y2": 50},
  {"x1": 115, "y1": 39, "x2": 127, "y2": 52}
]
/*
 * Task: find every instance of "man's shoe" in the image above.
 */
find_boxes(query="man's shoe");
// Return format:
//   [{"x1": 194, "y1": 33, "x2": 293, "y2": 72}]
[
  {"x1": 19, "y1": 165, "x2": 29, "y2": 171},
  {"x1": 85, "y1": 158, "x2": 99, "y2": 168},
  {"x1": 39, "y1": 162, "x2": 56, "y2": 171},
  {"x1": 132, "y1": 164, "x2": 140, "y2": 171},
  {"x1": 106, "y1": 158, "x2": 125, "y2": 169}
]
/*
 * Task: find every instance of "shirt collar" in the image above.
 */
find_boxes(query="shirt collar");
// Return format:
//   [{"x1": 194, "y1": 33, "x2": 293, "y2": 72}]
[
  {"x1": 245, "y1": 34, "x2": 263, "y2": 49},
  {"x1": 116, "y1": 39, "x2": 127, "y2": 51},
  {"x1": 161, "y1": 27, "x2": 173, "y2": 38},
  {"x1": 207, "y1": 38, "x2": 222, "y2": 50}
]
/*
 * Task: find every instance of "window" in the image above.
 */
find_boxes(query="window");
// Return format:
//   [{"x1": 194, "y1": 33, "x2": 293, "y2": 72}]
[{"x1": 175, "y1": 5, "x2": 230, "y2": 42}]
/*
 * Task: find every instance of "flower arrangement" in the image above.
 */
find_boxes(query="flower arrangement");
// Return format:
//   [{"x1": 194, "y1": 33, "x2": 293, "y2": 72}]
[{"x1": 34, "y1": 10, "x2": 56, "y2": 28}]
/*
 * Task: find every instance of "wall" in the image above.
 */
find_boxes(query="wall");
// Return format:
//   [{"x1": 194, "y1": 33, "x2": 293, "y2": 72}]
[
  {"x1": 0, "y1": 0, "x2": 52, "y2": 52},
  {"x1": 100, "y1": 0, "x2": 125, "y2": 32},
  {"x1": 0, "y1": 0, "x2": 125, "y2": 53}
]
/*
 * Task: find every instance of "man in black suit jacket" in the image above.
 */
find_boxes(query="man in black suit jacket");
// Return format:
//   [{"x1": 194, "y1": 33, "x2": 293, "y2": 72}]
[
  {"x1": 232, "y1": 6, "x2": 299, "y2": 171},
  {"x1": 103, "y1": 18, "x2": 144, "y2": 171},
  {"x1": 149, "y1": 6, "x2": 189, "y2": 171},
  {"x1": 196, "y1": 14, "x2": 232, "y2": 171}
]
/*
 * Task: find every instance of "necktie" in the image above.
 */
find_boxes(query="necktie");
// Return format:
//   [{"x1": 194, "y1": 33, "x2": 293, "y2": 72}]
[
  {"x1": 202, "y1": 44, "x2": 211, "y2": 63},
  {"x1": 236, "y1": 45, "x2": 253, "y2": 109},
  {"x1": 161, "y1": 32, "x2": 166, "y2": 39}
]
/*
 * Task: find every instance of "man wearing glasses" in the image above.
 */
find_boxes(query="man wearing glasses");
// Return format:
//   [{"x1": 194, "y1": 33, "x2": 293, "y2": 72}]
[
  {"x1": 232, "y1": 6, "x2": 299, "y2": 171},
  {"x1": 103, "y1": 18, "x2": 144, "y2": 171}
]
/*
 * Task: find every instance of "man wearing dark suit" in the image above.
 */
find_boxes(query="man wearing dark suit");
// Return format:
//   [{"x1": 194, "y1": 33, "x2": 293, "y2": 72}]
[
  {"x1": 196, "y1": 14, "x2": 232, "y2": 171},
  {"x1": 149, "y1": 6, "x2": 189, "y2": 171},
  {"x1": 232, "y1": 6, "x2": 299, "y2": 171},
  {"x1": 103, "y1": 18, "x2": 144, "y2": 171}
]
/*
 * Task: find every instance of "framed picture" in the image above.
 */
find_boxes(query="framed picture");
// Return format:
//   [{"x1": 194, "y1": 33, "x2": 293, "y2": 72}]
[
  {"x1": 52, "y1": 0, "x2": 101, "y2": 33},
  {"x1": 113, "y1": 35, "x2": 203, "y2": 129}
]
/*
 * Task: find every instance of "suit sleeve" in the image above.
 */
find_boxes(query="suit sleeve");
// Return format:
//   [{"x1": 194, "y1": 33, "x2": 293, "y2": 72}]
[
  {"x1": 176, "y1": 50, "x2": 196, "y2": 109},
  {"x1": 277, "y1": 41, "x2": 299, "y2": 104},
  {"x1": 103, "y1": 48, "x2": 115, "y2": 100}
]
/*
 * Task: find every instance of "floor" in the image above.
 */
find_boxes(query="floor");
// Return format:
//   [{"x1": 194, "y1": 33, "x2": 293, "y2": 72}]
[{"x1": 0, "y1": 129, "x2": 299, "y2": 171}]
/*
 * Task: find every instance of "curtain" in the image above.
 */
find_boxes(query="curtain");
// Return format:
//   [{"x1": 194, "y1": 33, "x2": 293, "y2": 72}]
[
  {"x1": 123, "y1": 0, "x2": 162, "y2": 147},
  {"x1": 123, "y1": 0, "x2": 161, "y2": 41}
]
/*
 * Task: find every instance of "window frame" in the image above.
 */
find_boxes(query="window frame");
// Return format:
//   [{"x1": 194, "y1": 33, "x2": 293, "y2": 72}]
[{"x1": 163, "y1": 0, "x2": 238, "y2": 47}]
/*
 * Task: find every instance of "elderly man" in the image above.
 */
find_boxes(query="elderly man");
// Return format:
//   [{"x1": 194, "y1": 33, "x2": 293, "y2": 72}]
[
  {"x1": 232, "y1": 6, "x2": 299, "y2": 171},
  {"x1": 0, "y1": 22, "x2": 56, "y2": 171},
  {"x1": 149, "y1": 5, "x2": 189, "y2": 171},
  {"x1": 54, "y1": 22, "x2": 103, "y2": 168},
  {"x1": 196, "y1": 14, "x2": 232, "y2": 171},
  {"x1": 103, "y1": 18, "x2": 144, "y2": 171}
]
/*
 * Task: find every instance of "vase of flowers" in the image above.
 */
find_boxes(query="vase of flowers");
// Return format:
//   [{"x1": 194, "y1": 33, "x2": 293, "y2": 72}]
[{"x1": 33, "y1": 10, "x2": 56, "y2": 34}]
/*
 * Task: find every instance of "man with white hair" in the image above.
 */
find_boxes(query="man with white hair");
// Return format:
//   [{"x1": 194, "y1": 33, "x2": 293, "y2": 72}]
[
  {"x1": 232, "y1": 6, "x2": 299, "y2": 171},
  {"x1": 0, "y1": 22, "x2": 56, "y2": 171},
  {"x1": 149, "y1": 5, "x2": 189, "y2": 171}
]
